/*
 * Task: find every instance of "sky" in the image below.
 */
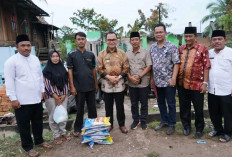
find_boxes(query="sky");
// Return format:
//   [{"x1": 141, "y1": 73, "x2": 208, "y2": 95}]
[{"x1": 33, "y1": 0, "x2": 215, "y2": 34}]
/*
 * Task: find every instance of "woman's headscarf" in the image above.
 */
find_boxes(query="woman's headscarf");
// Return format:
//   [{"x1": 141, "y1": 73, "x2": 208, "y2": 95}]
[{"x1": 43, "y1": 50, "x2": 68, "y2": 91}]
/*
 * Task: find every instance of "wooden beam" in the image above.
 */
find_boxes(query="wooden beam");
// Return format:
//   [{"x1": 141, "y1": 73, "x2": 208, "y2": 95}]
[
  {"x1": 0, "y1": 2, "x2": 8, "y2": 41},
  {"x1": 0, "y1": 41, "x2": 15, "y2": 47}
]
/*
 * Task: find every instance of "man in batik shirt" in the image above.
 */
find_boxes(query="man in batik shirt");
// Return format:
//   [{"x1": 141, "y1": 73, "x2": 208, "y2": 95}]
[
  {"x1": 178, "y1": 27, "x2": 210, "y2": 138},
  {"x1": 97, "y1": 32, "x2": 129, "y2": 134},
  {"x1": 150, "y1": 24, "x2": 180, "y2": 135}
]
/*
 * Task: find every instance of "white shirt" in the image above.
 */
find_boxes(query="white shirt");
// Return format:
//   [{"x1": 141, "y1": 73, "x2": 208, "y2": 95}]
[
  {"x1": 4, "y1": 53, "x2": 44, "y2": 105},
  {"x1": 208, "y1": 46, "x2": 232, "y2": 96}
]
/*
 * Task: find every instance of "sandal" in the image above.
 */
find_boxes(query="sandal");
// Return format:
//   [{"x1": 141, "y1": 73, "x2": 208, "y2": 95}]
[
  {"x1": 62, "y1": 134, "x2": 72, "y2": 141},
  {"x1": 208, "y1": 130, "x2": 218, "y2": 137},
  {"x1": 72, "y1": 131, "x2": 80, "y2": 137},
  {"x1": 27, "y1": 149, "x2": 39, "y2": 157},
  {"x1": 219, "y1": 134, "x2": 231, "y2": 143},
  {"x1": 54, "y1": 137, "x2": 63, "y2": 145},
  {"x1": 38, "y1": 142, "x2": 53, "y2": 149}
]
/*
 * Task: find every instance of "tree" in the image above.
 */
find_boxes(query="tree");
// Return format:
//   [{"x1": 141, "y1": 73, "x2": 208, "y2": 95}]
[
  {"x1": 127, "y1": 3, "x2": 171, "y2": 37},
  {"x1": 127, "y1": 9, "x2": 146, "y2": 36},
  {"x1": 202, "y1": 0, "x2": 232, "y2": 32},
  {"x1": 145, "y1": 3, "x2": 171, "y2": 36},
  {"x1": 58, "y1": 26, "x2": 76, "y2": 61},
  {"x1": 70, "y1": 8, "x2": 123, "y2": 35}
]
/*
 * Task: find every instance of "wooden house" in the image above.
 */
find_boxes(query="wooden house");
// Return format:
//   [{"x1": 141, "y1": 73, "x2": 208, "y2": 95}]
[{"x1": 0, "y1": 0, "x2": 59, "y2": 61}]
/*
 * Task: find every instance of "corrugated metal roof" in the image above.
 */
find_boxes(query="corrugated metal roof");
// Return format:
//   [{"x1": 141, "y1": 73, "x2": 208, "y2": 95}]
[{"x1": 4, "y1": 0, "x2": 49, "y2": 16}]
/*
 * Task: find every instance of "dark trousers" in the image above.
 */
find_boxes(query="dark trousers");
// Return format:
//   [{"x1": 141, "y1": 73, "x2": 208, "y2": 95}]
[
  {"x1": 156, "y1": 86, "x2": 176, "y2": 126},
  {"x1": 129, "y1": 86, "x2": 149, "y2": 122},
  {"x1": 14, "y1": 103, "x2": 44, "y2": 152},
  {"x1": 74, "y1": 90, "x2": 97, "y2": 132},
  {"x1": 104, "y1": 92, "x2": 125, "y2": 127},
  {"x1": 208, "y1": 93, "x2": 232, "y2": 136},
  {"x1": 178, "y1": 86, "x2": 204, "y2": 131}
]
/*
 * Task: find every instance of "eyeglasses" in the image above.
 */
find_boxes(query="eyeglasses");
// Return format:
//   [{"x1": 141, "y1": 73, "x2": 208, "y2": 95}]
[
  {"x1": 155, "y1": 31, "x2": 165, "y2": 35},
  {"x1": 107, "y1": 39, "x2": 117, "y2": 42}
]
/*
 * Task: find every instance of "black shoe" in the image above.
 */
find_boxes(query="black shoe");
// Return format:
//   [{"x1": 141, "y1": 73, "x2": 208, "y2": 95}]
[
  {"x1": 130, "y1": 121, "x2": 139, "y2": 130},
  {"x1": 195, "y1": 131, "x2": 203, "y2": 138},
  {"x1": 183, "y1": 128, "x2": 191, "y2": 136},
  {"x1": 141, "y1": 121, "x2": 147, "y2": 130},
  {"x1": 154, "y1": 123, "x2": 168, "y2": 131},
  {"x1": 166, "y1": 126, "x2": 175, "y2": 135}
]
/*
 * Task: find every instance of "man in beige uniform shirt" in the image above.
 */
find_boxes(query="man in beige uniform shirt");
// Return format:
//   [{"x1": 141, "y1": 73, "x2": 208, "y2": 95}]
[{"x1": 97, "y1": 32, "x2": 129, "y2": 134}]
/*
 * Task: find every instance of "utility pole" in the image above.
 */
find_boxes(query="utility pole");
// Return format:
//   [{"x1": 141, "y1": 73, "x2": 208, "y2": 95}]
[{"x1": 157, "y1": 3, "x2": 163, "y2": 24}]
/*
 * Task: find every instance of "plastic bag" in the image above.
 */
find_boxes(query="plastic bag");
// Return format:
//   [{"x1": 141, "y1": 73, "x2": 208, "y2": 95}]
[
  {"x1": 81, "y1": 127, "x2": 110, "y2": 135},
  {"x1": 81, "y1": 117, "x2": 111, "y2": 130},
  {"x1": 53, "y1": 105, "x2": 68, "y2": 124},
  {"x1": 82, "y1": 130, "x2": 110, "y2": 136}
]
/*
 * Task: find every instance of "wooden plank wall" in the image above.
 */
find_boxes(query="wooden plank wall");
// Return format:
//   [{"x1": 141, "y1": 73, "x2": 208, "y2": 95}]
[{"x1": 0, "y1": 1, "x2": 46, "y2": 48}]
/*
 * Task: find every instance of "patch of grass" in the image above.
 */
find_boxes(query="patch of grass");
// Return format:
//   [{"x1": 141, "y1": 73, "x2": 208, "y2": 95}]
[
  {"x1": 147, "y1": 121, "x2": 160, "y2": 129},
  {"x1": 147, "y1": 151, "x2": 159, "y2": 157},
  {"x1": 68, "y1": 113, "x2": 76, "y2": 120},
  {"x1": 0, "y1": 131, "x2": 54, "y2": 157},
  {"x1": 0, "y1": 134, "x2": 24, "y2": 157},
  {"x1": 148, "y1": 119, "x2": 216, "y2": 140}
]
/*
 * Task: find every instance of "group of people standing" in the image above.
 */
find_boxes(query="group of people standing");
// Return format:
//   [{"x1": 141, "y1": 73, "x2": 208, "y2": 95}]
[
  {"x1": 3, "y1": 23, "x2": 232, "y2": 157},
  {"x1": 150, "y1": 25, "x2": 232, "y2": 144}
]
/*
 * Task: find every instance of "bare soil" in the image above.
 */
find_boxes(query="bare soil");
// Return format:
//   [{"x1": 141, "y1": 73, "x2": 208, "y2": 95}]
[{"x1": 41, "y1": 96, "x2": 232, "y2": 157}]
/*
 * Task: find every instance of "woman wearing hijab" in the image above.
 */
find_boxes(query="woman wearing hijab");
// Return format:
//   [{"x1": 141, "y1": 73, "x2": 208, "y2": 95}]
[{"x1": 43, "y1": 50, "x2": 71, "y2": 145}]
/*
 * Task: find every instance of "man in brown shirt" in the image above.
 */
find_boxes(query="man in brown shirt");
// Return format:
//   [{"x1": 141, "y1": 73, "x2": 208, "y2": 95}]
[
  {"x1": 126, "y1": 32, "x2": 152, "y2": 130},
  {"x1": 97, "y1": 32, "x2": 129, "y2": 133}
]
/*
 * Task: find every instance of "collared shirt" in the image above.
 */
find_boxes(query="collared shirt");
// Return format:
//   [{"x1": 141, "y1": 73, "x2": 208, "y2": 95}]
[
  {"x1": 67, "y1": 49, "x2": 96, "y2": 92},
  {"x1": 178, "y1": 43, "x2": 210, "y2": 90},
  {"x1": 150, "y1": 41, "x2": 180, "y2": 87},
  {"x1": 208, "y1": 46, "x2": 232, "y2": 96},
  {"x1": 4, "y1": 53, "x2": 44, "y2": 105},
  {"x1": 97, "y1": 48, "x2": 129, "y2": 77},
  {"x1": 126, "y1": 47, "x2": 152, "y2": 88},
  {"x1": 43, "y1": 77, "x2": 69, "y2": 99}
]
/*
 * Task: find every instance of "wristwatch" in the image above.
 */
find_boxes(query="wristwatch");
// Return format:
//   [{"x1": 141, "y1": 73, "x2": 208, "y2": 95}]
[
  {"x1": 138, "y1": 75, "x2": 142, "y2": 84},
  {"x1": 202, "y1": 81, "x2": 208, "y2": 86}
]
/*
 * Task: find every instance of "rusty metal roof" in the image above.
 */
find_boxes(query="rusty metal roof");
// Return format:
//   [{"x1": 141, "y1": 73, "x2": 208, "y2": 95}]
[
  {"x1": 35, "y1": 16, "x2": 59, "y2": 30},
  {"x1": 4, "y1": 0, "x2": 49, "y2": 16}
]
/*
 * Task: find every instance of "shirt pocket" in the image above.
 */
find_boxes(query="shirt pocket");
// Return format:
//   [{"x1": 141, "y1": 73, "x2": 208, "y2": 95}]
[
  {"x1": 218, "y1": 57, "x2": 232, "y2": 71},
  {"x1": 16, "y1": 66, "x2": 28, "y2": 81},
  {"x1": 30, "y1": 65, "x2": 42, "y2": 81},
  {"x1": 85, "y1": 58, "x2": 93, "y2": 68}
]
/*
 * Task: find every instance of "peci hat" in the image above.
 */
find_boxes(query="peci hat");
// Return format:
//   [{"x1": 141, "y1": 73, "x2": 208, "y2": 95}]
[
  {"x1": 212, "y1": 30, "x2": 226, "y2": 38},
  {"x1": 184, "y1": 27, "x2": 197, "y2": 34},
  {"x1": 130, "y1": 32, "x2": 140, "y2": 38},
  {"x1": 16, "y1": 34, "x2": 30, "y2": 44}
]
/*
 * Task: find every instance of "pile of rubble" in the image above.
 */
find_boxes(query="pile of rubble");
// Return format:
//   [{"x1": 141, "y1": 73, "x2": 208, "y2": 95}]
[
  {"x1": 0, "y1": 85, "x2": 11, "y2": 116},
  {"x1": 0, "y1": 85, "x2": 15, "y2": 125}
]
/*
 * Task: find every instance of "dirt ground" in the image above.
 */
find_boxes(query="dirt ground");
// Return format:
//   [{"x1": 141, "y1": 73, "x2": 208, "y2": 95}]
[{"x1": 41, "y1": 96, "x2": 232, "y2": 157}]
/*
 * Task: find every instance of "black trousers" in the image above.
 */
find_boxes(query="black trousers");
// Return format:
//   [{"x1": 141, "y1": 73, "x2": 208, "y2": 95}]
[
  {"x1": 74, "y1": 90, "x2": 97, "y2": 132},
  {"x1": 178, "y1": 87, "x2": 204, "y2": 131},
  {"x1": 208, "y1": 93, "x2": 232, "y2": 136},
  {"x1": 129, "y1": 86, "x2": 149, "y2": 122},
  {"x1": 14, "y1": 103, "x2": 44, "y2": 152},
  {"x1": 104, "y1": 92, "x2": 125, "y2": 127}
]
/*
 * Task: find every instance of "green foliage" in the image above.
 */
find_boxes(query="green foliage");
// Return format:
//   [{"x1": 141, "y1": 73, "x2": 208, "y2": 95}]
[
  {"x1": 70, "y1": 8, "x2": 124, "y2": 35},
  {"x1": 128, "y1": 3, "x2": 171, "y2": 37},
  {"x1": 58, "y1": 26, "x2": 77, "y2": 62},
  {"x1": 127, "y1": 9, "x2": 146, "y2": 36},
  {"x1": 202, "y1": 0, "x2": 232, "y2": 32},
  {"x1": 147, "y1": 151, "x2": 159, "y2": 157}
]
